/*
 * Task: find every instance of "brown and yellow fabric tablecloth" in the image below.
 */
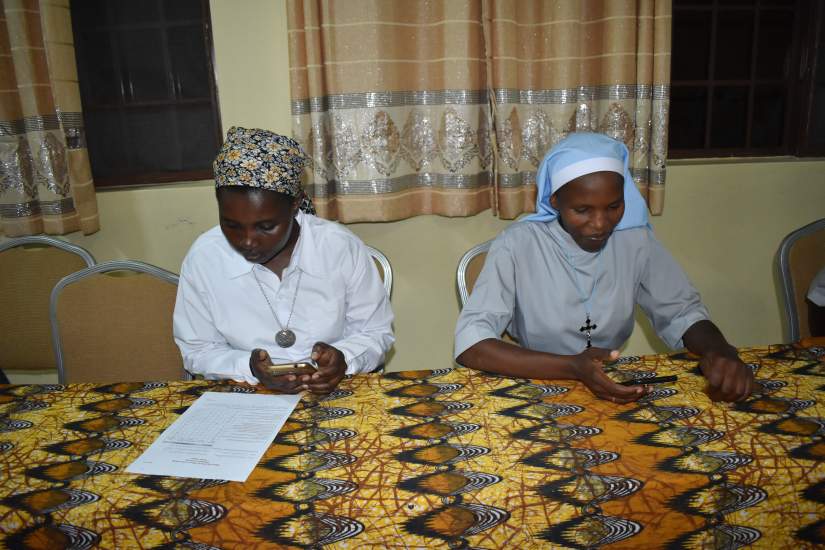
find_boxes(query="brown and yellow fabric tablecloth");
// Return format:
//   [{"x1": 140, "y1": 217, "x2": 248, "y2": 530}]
[{"x1": 1, "y1": 345, "x2": 823, "y2": 548}]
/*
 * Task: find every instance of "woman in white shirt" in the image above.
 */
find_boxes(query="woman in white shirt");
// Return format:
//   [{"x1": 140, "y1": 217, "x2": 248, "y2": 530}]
[{"x1": 174, "y1": 127, "x2": 394, "y2": 393}]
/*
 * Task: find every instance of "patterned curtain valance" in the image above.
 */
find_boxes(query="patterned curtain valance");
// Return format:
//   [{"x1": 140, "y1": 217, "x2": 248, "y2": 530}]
[{"x1": 287, "y1": 0, "x2": 671, "y2": 222}]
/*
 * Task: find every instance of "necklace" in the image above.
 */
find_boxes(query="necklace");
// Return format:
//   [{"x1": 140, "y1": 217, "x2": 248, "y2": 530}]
[
  {"x1": 562, "y1": 247, "x2": 604, "y2": 349},
  {"x1": 252, "y1": 268, "x2": 303, "y2": 348}
]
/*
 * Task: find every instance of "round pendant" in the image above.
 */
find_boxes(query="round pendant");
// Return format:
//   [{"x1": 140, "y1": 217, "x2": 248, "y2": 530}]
[{"x1": 276, "y1": 329, "x2": 296, "y2": 348}]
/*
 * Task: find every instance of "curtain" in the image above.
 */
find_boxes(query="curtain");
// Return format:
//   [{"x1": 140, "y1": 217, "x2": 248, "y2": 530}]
[
  {"x1": 287, "y1": 0, "x2": 671, "y2": 222},
  {"x1": 488, "y1": 0, "x2": 671, "y2": 219},
  {"x1": 288, "y1": 0, "x2": 492, "y2": 222},
  {"x1": 0, "y1": 0, "x2": 99, "y2": 237}
]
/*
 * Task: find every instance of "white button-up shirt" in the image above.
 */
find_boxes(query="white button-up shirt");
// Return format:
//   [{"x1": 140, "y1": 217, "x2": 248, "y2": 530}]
[{"x1": 173, "y1": 210, "x2": 394, "y2": 382}]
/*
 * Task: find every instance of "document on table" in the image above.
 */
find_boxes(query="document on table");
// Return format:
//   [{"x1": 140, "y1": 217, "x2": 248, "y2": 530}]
[{"x1": 126, "y1": 391, "x2": 301, "y2": 482}]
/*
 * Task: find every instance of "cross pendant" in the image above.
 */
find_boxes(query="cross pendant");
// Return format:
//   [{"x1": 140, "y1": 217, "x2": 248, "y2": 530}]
[{"x1": 579, "y1": 315, "x2": 597, "y2": 349}]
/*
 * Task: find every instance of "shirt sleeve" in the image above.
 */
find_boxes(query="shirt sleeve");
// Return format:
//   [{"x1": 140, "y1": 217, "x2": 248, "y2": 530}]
[
  {"x1": 173, "y1": 257, "x2": 258, "y2": 384},
  {"x1": 807, "y1": 267, "x2": 825, "y2": 307},
  {"x1": 454, "y1": 234, "x2": 516, "y2": 359},
  {"x1": 329, "y1": 239, "x2": 395, "y2": 375},
  {"x1": 636, "y1": 230, "x2": 710, "y2": 350}
]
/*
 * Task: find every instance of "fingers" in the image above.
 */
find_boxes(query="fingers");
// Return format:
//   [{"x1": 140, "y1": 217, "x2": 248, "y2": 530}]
[
  {"x1": 704, "y1": 357, "x2": 755, "y2": 403},
  {"x1": 585, "y1": 366, "x2": 649, "y2": 404}
]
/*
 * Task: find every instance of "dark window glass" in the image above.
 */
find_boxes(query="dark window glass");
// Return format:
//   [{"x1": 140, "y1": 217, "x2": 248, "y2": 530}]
[
  {"x1": 670, "y1": 0, "x2": 823, "y2": 157},
  {"x1": 669, "y1": 87, "x2": 708, "y2": 149},
  {"x1": 751, "y1": 85, "x2": 786, "y2": 148},
  {"x1": 714, "y1": 11, "x2": 753, "y2": 80},
  {"x1": 710, "y1": 86, "x2": 749, "y2": 148},
  {"x1": 71, "y1": 0, "x2": 221, "y2": 186},
  {"x1": 672, "y1": 11, "x2": 712, "y2": 80},
  {"x1": 757, "y1": 10, "x2": 794, "y2": 79}
]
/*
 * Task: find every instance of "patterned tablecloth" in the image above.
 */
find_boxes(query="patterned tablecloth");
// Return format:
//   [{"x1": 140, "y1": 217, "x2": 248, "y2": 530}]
[{"x1": 1, "y1": 345, "x2": 824, "y2": 549}]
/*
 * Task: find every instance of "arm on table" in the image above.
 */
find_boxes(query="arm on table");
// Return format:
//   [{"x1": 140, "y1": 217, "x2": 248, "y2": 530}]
[{"x1": 457, "y1": 339, "x2": 646, "y2": 404}]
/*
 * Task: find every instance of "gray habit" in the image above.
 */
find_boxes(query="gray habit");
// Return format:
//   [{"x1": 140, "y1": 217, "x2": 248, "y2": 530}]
[{"x1": 454, "y1": 219, "x2": 710, "y2": 358}]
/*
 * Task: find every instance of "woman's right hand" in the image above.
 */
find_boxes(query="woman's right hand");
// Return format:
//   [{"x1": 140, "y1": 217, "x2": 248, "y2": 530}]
[
  {"x1": 569, "y1": 348, "x2": 648, "y2": 404},
  {"x1": 249, "y1": 349, "x2": 314, "y2": 394}
]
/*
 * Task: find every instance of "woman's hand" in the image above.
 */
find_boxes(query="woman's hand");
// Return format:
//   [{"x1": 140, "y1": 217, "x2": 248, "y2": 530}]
[
  {"x1": 249, "y1": 349, "x2": 313, "y2": 394},
  {"x1": 698, "y1": 348, "x2": 754, "y2": 402},
  {"x1": 301, "y1": 342, "x2": 347, "y2": 394},
  {"x1": 571, "y1": 348, "x2": 649, "y2": 404}
]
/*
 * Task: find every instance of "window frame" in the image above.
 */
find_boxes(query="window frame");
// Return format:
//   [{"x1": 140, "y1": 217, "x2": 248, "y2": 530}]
[
  {"x1": 668, "y1": 0, "x2": 822, "y2": 159},
  {"x1": 71, "y1": 0, "x2": 223, "y2": 188}
]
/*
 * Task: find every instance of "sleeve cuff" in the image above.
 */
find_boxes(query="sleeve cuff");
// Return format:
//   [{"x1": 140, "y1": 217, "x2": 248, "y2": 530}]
[
  {"x1": 663, "y1": 308, "x2": 711, "y2": 350},
  {"x1": 454, "y1": 323, "x2": 500, "y2": 361}
]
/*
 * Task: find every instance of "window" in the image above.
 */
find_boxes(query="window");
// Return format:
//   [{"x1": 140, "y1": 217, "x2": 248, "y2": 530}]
[
  {"x1": 71, "y1": 0, "x2": 222, "y2": 187},
  {"x1": 669, "y1": 0, "x2": 824, "y2": 158}
]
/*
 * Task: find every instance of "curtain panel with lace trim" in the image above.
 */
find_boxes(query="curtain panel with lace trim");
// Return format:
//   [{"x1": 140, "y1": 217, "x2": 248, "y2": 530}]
[
  {"x1": 0, "y1": 0, "x2": 99, "y2": 237},
  {"x1": 488, "y1": 0, "x2": 671, "y2": 219},
  {"x1": 287, "y1": 0, "x2": 671, "y2": 222}
]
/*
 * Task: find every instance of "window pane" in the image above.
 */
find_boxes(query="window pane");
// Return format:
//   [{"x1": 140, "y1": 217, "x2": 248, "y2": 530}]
[
  {"x1": 672, "y1": 10, "x2": 712, "y2": 80},
  {"x1": 715, "y1": 11, "x2": 754, "y2": 80},
  {"x1": 85, "y1": 110, "x2": 127, "y2": 178},
  {"x1": 125, "y1": 108, "x2": 179, "y2": 172},
  {"x1": 75, "y1": 31, "x2": 121, "y2": 105},
  {"x1": 111, "y1": 0, "x2": 160, "y2": 25},
  {"x1": 120, "y1": 29, "x2": 172, "y2": 102},
  {"x1": 669, "y1": 86, "x2": 708, "y2": 149},
  {"x1": 751, "y1": 85, "x2": 786, "y2": 148},
  {"x1": 710, "y1": 86, "x2": 748, "y2": 148},
  {"x1": 756, "y1": 10, "x2": 795, "y2": 79},
  {"x1": 70, "y1": 0, "x2": 110, "y2": 29},
  {"x1": 164, "y1": 0, "x2": 204, "y2": 22},
  {"x1": 177, "y1": 106, "x2": 218, "y2": 171},
  {"x1": 168, "y1": 25, "x2": 210, "y2": 99},
  {"x1": 807, "y1": 16, "x2": 825, "y2": 150}
]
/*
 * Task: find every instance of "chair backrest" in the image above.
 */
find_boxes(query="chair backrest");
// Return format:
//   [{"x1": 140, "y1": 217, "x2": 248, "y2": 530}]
[
  {"x1": 777, "y1": 218, "x2": 825, "y2": 342},
  {"x1": 457, "y1": 240, "x2": 492, "y2": 308},
  {"x1": 50, "y1": 260, "x2": 189, "y2": 384},
  {"x1": 366, "y1": 245, "x2": 393, "y2": 297},
  {"x1": 0, "y1": 236, "x2": 95, "y2": 371}
]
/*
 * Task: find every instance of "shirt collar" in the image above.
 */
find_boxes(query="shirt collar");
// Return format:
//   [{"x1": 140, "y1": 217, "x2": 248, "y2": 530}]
[{"x1": 223, "y1": 210, "x2": 325, "y2": 279}]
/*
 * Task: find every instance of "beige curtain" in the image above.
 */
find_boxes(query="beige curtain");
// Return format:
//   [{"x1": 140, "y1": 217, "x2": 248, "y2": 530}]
[
  {"x1": 0, "y1": 0, "x2": 99, "y2": 237},
  {"x1": 287, "y1": 0, "x2": 671, "y2": 222},
  {"x1": 488, "y1": 0, "x2": 671, "y2": 219},
  {"x1": 288, "y1": 0, "x2": 492, "y2": 222}
]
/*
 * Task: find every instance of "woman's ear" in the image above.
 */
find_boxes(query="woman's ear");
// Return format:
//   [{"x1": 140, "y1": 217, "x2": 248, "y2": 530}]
[
  {"x1": 291, "y1": 196, "x2": 301, "y2": 215},
  {"x1": 549, "y1": 192, "x2": 559, "y2": 210}
]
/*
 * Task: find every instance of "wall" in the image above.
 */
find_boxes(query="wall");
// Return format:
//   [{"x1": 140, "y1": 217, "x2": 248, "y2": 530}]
[{"x1": 6, "y1": 1, "x2": 825, "y2": 383}]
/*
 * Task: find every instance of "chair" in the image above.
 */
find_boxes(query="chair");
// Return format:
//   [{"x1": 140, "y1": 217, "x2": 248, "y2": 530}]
[
  {"x1": 0, "y1": 236, "x2": 96, "y2": 381},
  {"x1": 456, "y1": 240, "x2": 519, "y2": 345},
  {"x1": 457, "y1": 240, "x2": 492, "y2": 308},
  {"x1": 777, "y1": 218, "x2": 825, "y2": 342},
  {"x1": 366, "y1": 245, "x2": 393, "y2": 297},
  {"x1": 50, "y1": 260, "x2": 189, "y2": 384}
]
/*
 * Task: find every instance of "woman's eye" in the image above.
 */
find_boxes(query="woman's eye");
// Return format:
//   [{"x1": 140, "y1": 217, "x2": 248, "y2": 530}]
[
  {"x1": 609, "y1": 203, "x2": 622, "y2": 210},
  {"x1": 574, "y1": 207, "x2": 588, "y2": 214},
  {"x1": 258, "y1": 224, "x2": 276, "y2": 231}
]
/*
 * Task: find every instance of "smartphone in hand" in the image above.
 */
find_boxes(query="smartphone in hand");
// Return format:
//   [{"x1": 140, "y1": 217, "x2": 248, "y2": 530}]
[{"x1": 264, "y1": 359, "x2": 318, "y2": 376}]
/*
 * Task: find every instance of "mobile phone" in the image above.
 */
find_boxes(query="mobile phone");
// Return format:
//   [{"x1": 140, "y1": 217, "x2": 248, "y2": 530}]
[
  {"x1": 619, "y1": 375, "x2": 678, "y2": 386},
  {"x1": 264, "y1": 360, "x2": 318, "y2": 376}
]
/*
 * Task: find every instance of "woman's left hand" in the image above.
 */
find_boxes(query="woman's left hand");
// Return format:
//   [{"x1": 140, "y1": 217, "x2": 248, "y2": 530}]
[
  {"x1": 698, "y1": 348, "x2": 755, "y2": 402},
  {"x1": 302, "y1": 342, "x2": 347, "y2": 394}
]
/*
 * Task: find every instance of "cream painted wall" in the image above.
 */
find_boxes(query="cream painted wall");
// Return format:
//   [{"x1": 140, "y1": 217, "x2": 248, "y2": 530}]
[{"x1": 6, "y1": 1, "x2": 824, "y2": 383}]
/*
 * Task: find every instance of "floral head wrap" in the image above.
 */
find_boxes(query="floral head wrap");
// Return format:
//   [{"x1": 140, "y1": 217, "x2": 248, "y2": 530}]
[
  {"x1": 523, "y1": 132, "x2": 648, "y2": 230},
  {"x1": 214, "y1": 126, "x2": 315, "y2": 214}
]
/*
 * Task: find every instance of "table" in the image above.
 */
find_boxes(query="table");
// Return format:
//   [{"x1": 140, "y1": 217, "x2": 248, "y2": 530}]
[{"x1": 1, "y1": 345, "x2": 823, "y2": 548}]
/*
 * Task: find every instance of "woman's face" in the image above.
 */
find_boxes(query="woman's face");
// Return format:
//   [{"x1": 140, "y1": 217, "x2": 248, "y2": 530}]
[
  {"x1": 550, "y1": 171, "x2": 625, "y2": 252},
  {"x1": 217, "y1": 188, "x2": 299, "y2": 264}
]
